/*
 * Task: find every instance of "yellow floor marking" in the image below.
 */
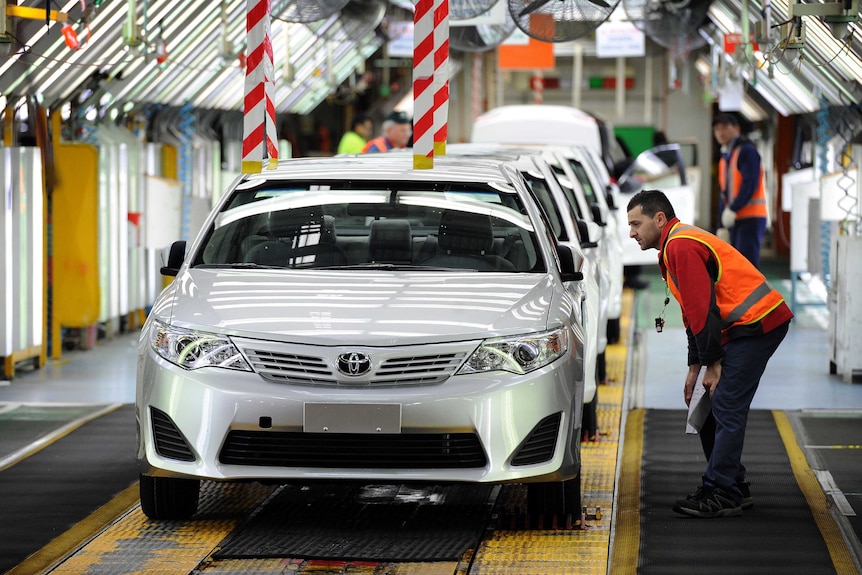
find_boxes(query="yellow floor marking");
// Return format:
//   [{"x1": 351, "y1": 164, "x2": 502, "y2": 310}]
[
  {"x1": 43, "y1": 482, "x2": 277, "y2": 575},
  {"x1": 6, "y1": 483, "x2": 140, "y2": 575},
  {"x1": 607, "y1": 408, "x2": 643, "y2": 575},
  {"x1": 773, "y1": 410, "x2": 858, "y2": 575}
]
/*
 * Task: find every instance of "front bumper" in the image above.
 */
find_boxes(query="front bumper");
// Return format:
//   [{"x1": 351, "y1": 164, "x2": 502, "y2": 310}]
[{"x1": 137, "y1": 344, "x2": 583, "y2": 484}]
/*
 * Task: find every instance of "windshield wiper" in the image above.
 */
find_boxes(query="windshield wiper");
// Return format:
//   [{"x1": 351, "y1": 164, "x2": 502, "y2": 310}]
[
  {"x1": 194, "y1": 263, "x2": 284, "y2": 270},
  {"x1": 317, "y1": 263, "x2": 476, "y2": 272}
]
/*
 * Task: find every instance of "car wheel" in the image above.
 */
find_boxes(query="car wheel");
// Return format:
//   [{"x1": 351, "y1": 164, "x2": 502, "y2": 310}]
[
  {"x1": 526, "y1": 474, "x2": 581, "y2": 528},
  {"x1": 607, "y1": 318, "x2": 621, "y2": 344},
  {"x1": 139, "y1": 474, "x2": 200, "y2": 520}
]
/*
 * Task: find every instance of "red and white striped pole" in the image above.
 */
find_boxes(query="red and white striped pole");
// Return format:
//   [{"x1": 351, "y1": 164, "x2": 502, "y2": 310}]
[
  {"x1": 532, "y1": 69, "x2": 544, "y2": 105},
  {"x1": 413, "y1": 0, "x2": 435, "y2": 169},
  {"x1": 433, "y1": 0, "x2": 449, "y2": 156},
  {"x1": 242, "y1": 0, "x2": 278, "y2": 174}
]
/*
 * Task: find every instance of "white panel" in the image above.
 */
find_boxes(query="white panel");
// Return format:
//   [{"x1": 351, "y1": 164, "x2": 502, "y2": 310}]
[
  {"x1": 144, "y1": 175, "x2": 183, "y2": 249},
  {"x1": 789, "y1": 180, "x2": 819, "y2": 272},
  {"x1": 781, "y1": 167, "x2": 816, "y2": 212},
  {"x1": 829, "y1": 236, "x2": 862, "y2": 382},
  {"x1": 0, "y1": 148, "x2": 44, "y2": 357},
  {"x1": 1, "y1": 149, "x2": 13, "y2": 356},
  {"x1": 19, "y1": 148, "x2": 43, "y2": 350}
]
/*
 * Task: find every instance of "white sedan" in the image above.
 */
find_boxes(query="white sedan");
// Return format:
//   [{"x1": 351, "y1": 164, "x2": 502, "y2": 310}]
[{"x1": 137, "y1": 155, "x2": 588, "y2": 522}]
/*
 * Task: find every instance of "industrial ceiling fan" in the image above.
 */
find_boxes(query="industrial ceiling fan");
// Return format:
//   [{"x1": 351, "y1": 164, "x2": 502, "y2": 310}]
[
  {"x1": 450, "y1": 0, "x2": 500, "y2": 20},
  {"x1": 450, "y1": 3, "x2": 517, "y2": 52},
  {"x1": 273, "y1": 0, "x2": 351, "y2": 23},
  {"x1": 508, "y1": 0, "x2": 618, "y2": 42},
  {"x1": 338, "y1": 0, "x2": 388, "y2": 39},
  {"x1": 622, "y1": 0, "x2": 713, "y2": 52}
]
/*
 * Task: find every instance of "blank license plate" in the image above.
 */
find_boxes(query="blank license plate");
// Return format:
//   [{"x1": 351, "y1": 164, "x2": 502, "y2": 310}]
[{"x1": 303, "y1": 403, "x2": 401, "y2": 434}]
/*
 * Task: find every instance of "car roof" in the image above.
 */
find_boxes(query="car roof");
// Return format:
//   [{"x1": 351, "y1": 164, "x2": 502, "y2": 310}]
[
  {"x1": 471, "y1": 105, "x2": 602, "y2": 151},
  {"x1": 237, "y1": 155, "x2": 520, "y2": 187}
]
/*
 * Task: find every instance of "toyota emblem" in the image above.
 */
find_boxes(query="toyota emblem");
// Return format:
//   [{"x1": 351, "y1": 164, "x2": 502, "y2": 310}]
[{"x1": 336, "y1": 352, "x2": 372, "y2": 376}]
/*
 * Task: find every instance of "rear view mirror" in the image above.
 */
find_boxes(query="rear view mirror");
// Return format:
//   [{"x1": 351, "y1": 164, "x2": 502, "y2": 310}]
[
  {"x1": 160, "y1": 241, "x2": 187, "y2": 277},
  {"x1": 577, "y1": 220, "x2": 600, "y2": 249},
  {"x1": 555, "y1": 243, "x2": 584, "y2": 282}
]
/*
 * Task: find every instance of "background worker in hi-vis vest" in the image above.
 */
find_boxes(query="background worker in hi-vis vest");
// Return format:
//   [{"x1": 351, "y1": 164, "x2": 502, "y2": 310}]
[{"x1": 712, "y1": 113, "x2": 769, "y2": 268}]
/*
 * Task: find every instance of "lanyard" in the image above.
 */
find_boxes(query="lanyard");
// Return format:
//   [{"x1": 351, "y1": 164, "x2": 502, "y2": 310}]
[{"x1": 655, "y1": 282, "x2": 671, "y2": 333}]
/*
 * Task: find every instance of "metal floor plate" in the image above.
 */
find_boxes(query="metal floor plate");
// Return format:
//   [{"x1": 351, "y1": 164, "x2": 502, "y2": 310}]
[{"x1": 214, "y1": 483, "x2": 498, "y2": 562}]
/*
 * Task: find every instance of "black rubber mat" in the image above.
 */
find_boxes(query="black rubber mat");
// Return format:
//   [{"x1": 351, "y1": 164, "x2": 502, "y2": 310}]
[
  {"x1": 0, "y1": 404, "x2": 138, "y2": 574},
  {"x1": 640, "y1": 409, "x2": 837, "y2": 574},
  {"x1": 0, "y1": 403, "x2": 110, "y2": 459},
  {"x1": 214, "y1": 482, "x2": 497, "y2": 562}
]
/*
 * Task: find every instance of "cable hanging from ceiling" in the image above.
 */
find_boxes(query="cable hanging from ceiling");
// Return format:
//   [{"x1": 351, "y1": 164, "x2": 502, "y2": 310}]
[
  {"x1": 832, "y1": 103, "x2": 861, "y2": 235},
  {"x1": 816, "y1": 97, "x2": 833, "y2": 288}
]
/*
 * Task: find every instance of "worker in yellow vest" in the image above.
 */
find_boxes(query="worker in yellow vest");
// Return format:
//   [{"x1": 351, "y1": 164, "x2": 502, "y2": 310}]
[
  {"x1": 713, "y1": 113, "x2": 769, "y2": 268},
  {"x1": 337, "y1": 114, "x2": 373, "y2": 155},
  {"x1": 627, "y1": 189, "x2": 793, "y2": 518}
]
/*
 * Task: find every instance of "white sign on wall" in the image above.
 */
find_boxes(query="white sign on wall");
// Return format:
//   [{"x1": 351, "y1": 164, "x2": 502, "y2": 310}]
[
  {"x1": 596, "y1": 22, "x2": 645, "y2": 58},
  {"x1": 386, "y1": 21, "x2": 414, "y2": 58},
  {"x1": 502, "y1": 28, "x2": 530, "y2": 46}
]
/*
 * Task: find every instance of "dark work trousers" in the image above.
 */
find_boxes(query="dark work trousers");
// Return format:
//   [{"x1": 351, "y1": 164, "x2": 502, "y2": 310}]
[
  {"x1": 701, "y1": 321, "x2": 790, "y2": 503},
  {"x1": 729, "y1": 217, "x2": 767, "y2": 268}
]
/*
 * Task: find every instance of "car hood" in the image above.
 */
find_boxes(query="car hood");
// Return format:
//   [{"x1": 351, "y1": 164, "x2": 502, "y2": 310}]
[{"x1": 154, "y1": 269, "x2": 556, "y2": 346}]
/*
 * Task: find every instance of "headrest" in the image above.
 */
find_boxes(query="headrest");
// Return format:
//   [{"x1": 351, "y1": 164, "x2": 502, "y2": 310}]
[
  {"x1": 268, "y1": 207, "x2": 332, "y2": 244},
  {"x1": 369, "y1": 219, "x2": 412, "y2": 262},
  {"x1": 321, "y1": 214, "x2": 336, "y2": 244},
  {"x1": 437, "y1": 210, "x2": 494, "y2": 255}
]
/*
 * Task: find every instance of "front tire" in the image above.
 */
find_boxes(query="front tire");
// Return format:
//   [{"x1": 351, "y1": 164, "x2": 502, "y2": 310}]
[{"x1": 139, "y1": 474, "x2": 200, "y2": 520}]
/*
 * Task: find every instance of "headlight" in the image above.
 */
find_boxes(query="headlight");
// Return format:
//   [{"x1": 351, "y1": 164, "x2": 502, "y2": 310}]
[
  {"x1": 458, "y1": 328, "x2": 569, "y2": 375},
  {"x1": 151, "y1": 321, "x2": 252, "y2": 371}
]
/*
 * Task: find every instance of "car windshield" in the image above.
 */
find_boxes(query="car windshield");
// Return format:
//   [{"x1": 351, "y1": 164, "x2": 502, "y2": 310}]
[{"x1": 192, "y1": 181, "x2": 546, "y2": 273}]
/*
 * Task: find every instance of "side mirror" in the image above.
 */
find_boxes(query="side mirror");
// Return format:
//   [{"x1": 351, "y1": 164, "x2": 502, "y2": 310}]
[
  {"x1": 160, "y1": 240, "x2": 187, "y2": 277},
  {"x1": 605, "y1": 185, "x2": 617, "y2": 210},
  {"x1": 577, "y1": 219, "x2": 600, "y2": 249},
  {"x1": 556, "y1": 243, "x2": 585, "y2": 283},
  {"x1": 590, "y1": 204, "x2": 606, "y2": 226}
]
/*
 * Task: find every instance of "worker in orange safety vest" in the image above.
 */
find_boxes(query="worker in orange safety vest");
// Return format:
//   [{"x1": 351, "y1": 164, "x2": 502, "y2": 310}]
[
  {"x1": 713, "y1": 113, "x2": 769, "y2": 268},
  {"x1": 627, "y1": 189, "x2": 792, "y2": 518},
  {"x1": 361, "y1": 110, "x2": 412, "y2": 154}
]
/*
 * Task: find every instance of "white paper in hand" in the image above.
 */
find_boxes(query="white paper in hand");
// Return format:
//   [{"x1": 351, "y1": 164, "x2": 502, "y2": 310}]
[{"x1": 686, "y1": 366, "x2": 711, "y2": 435}]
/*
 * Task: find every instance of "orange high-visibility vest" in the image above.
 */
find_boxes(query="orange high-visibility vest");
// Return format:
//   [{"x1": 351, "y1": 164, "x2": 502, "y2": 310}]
[
  {"x1": 718, "y1": 145, "x2": 768, "y2": 219},
  {"x1": 361, "y1": 136, "x2": 391, "y2": 154},
  {"x1": 663, "y1": 223, "x2": 786, "y2": 330}
]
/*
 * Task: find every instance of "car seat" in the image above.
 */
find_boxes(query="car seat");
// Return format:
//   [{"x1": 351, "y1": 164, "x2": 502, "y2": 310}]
[
  {"x1": 244, "y1": 208, "x2": 347, "y2": 267},
  {"x1": 369, "y1": 219, "x2": 413, "y2": 263},
  {"x1": 417, "y1": 210, "x2": 515, "y2": 271}
]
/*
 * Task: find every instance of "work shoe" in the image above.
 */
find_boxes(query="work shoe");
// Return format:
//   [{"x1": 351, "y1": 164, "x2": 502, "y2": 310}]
[
  {"x1": 673, "y1": 485, "x2": 742, "y2": 518},
  {"x1": 737, "y1": 481, "x2": 754, "y2": 509}
]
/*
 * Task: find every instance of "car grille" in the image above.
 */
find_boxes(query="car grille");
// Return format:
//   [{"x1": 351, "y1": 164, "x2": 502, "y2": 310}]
[
  {"x1": 150, "y1": 407, "x2": 195, "y2": 462},
  {"x1": 218, "y1": 431, "x2": 487, "y2": 469},
  {"x1": 244, "y1": 349, "x2": 466, "y2": 387},
  {"x1": 511, "y1": 412, "x2": 562, "y2": 466}
]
